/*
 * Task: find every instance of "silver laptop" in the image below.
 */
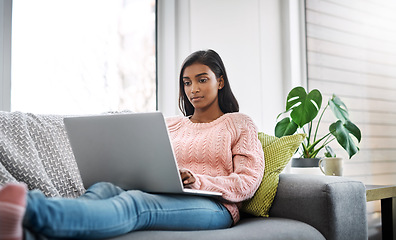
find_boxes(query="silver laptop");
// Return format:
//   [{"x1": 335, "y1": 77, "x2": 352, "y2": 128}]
[{"x1": 64, "y1": 112, "x2": 222, "y2": 198}]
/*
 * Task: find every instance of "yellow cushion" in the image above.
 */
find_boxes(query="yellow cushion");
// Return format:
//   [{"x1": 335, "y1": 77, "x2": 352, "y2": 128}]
[{"x1": 241, "y1": 132, "x2": 305, "y2": 217}]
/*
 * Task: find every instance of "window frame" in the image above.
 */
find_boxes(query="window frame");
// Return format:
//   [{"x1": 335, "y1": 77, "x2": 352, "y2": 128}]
[{"x1": 0, "y1": 0, "x2": 12, "y2": 111}]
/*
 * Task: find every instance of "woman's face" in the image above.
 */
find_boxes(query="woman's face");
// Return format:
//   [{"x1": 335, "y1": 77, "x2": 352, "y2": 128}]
[{"x1": 182, "y1": 63, "x2": 224, "y2": 113}]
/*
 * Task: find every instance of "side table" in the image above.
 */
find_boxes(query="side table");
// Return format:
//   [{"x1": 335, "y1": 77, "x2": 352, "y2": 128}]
[{"x1": 366, "y1": 185, "x2": 396, "y2": 240}]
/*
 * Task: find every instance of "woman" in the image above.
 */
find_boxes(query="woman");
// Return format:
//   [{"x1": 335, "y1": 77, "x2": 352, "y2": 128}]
[{"x1": 0, "y1": 49, "x2": 264, "y2": 240}]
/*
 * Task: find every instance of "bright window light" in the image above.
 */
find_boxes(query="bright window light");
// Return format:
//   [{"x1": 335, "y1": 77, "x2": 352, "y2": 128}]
[{"x1": 11, "y1": 0, "x2": 156, "y2": 114}]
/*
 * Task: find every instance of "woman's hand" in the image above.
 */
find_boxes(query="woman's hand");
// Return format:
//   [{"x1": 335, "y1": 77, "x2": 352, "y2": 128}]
[{"x1": 179, "y1": 169, "x2": 196, "y2": 187}]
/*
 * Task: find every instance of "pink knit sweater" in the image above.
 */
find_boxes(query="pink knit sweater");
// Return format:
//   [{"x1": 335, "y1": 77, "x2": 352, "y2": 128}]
[{"x1": 166, "y1": 112, "x2": 265, "y2": 223}]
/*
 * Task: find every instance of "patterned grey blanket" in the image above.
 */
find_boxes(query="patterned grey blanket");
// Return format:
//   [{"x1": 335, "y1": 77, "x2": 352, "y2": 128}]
[{"x1": 0, "y1": 111, "x2": 85, "y2": 198}]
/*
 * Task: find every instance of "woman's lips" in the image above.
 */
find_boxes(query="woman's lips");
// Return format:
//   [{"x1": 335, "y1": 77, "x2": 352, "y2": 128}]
[{"x1": 191, "y1": 96, "x2": 203, "y2": 102}]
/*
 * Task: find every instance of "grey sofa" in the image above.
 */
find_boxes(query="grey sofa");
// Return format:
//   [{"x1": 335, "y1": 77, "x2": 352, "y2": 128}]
[
  {"x1": 0, "y1": 112, "x2": 368, "y2": 240},
  {"x1": 104, "y1": 173, "x2": 368, "y2": 240}
]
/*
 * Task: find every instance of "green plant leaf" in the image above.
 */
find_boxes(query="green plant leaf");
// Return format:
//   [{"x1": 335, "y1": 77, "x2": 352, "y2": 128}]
[
  {"x1": 344, "y1": 120, "x2": 362, "y2": 143},
  {"x1": 329, "y1": 120, "x2": 361, "y2": 159},
  {"x1": 329, "y1": 94, "x2": 349, "y2": 122},
  {"x1": 274, "y1": 117, "x2": 298, "y2": 137},
  {"x1": 286, "y1": 87, "x2": 322, "y2": 128}
]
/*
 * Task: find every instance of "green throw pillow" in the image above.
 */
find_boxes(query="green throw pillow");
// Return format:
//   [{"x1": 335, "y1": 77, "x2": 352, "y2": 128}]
[{"x1": 241, "y1": 132, "x2": 305, "y2": 217}]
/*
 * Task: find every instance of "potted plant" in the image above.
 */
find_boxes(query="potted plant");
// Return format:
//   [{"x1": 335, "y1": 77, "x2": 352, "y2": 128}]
[{"x1": 275, "y1": 86, "x2": 361, "y2": 168}]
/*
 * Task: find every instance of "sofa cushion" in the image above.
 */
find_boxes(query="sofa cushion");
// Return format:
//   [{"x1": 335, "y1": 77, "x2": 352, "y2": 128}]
[
  {"x1": 103, "y1": 217, "x2": 325, "y2": 240},
  {"x1": 0, "y1": 111, "x2": 85, "y2": 197},
  {"x1": 241, "y1": 133, "x2": 305, "y2": 217}
]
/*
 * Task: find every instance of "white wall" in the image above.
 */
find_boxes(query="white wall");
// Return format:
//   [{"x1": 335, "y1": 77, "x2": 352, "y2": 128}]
[{"x1": 158, "y1": 0, "x2": 301, "y2": 134}]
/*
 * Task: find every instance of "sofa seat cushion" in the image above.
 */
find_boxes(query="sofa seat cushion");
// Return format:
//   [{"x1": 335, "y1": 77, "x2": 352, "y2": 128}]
[{"x1": 103, "y1": 217, "x2": 325, "y2": 240}]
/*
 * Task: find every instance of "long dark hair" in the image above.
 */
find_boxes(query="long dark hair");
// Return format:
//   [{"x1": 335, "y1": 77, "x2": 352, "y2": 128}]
[{"x1": 178, "y1": 49, "x2": 239, "y2": 116}]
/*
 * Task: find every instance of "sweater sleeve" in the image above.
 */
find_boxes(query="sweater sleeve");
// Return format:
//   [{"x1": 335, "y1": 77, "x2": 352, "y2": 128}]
[{"x1": 189, "y1": 114, "x2": 265, "y2": 203}]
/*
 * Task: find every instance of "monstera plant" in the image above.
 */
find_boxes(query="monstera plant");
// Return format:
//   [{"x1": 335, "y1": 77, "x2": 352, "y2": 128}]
[{"x1": 275, "y1": 86, "x2": 361, "y2": 159}]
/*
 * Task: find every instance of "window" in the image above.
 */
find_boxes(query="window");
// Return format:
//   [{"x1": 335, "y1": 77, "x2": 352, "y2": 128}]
[
  {"x1": 11, "y1": 0, "x2": 156, "y2": 114},
  {"x1": 305, "y1": 0, "x2": 396, "y2": 185}
]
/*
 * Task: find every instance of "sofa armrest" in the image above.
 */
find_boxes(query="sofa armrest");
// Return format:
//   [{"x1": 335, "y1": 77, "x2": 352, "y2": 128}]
[{"x1": 269, "y1": 173, "x2": 367, "y2": 240}]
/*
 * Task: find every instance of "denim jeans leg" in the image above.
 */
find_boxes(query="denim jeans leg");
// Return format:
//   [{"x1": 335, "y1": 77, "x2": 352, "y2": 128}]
[
  {"x1": 24, "y1": 189, "x2": 136, "y2": 239},
  {"x1": 23, "y1": 190, "x2": 232, "y2": 239},
  {"x1": 121, "y1": 191, "x2": 233, "y2": 231},
  {"x1": 78, "y1": 182, "x2": 125, "y2": 200}
]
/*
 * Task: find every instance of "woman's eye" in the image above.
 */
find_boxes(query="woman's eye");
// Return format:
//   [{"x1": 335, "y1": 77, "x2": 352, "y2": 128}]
[
  {"x1": 199, "y1": 78, "x2": 208, "y2": 83},
  {"x1": 184, "y1": 81, "x2": 191, "y2": 86}
]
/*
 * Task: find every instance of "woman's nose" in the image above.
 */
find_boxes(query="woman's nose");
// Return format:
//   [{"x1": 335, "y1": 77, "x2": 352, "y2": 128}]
[{"x1": 191, "y1": 83, "x2": 200, "y2": 93}]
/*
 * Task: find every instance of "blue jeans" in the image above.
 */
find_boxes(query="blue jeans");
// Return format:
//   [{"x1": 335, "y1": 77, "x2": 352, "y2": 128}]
[{"x1": 23, "y1": 182, "x2": 233, "y2": 239}]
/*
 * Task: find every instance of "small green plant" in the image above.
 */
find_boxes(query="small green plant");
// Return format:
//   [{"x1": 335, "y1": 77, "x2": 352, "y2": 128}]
[
  {"x1": 275, "y1": 86, "x2": 361, "y2": 159},
  {"x1": 324, "y1": 145, "x2": 336, "y2": 158}
]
